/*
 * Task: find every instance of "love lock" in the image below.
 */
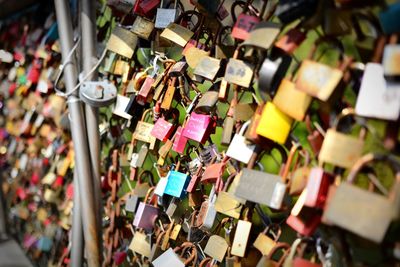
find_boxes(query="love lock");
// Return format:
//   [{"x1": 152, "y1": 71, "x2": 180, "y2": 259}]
[{"x1": 80, "y1": 80, "x2": 117, "y2": 107}]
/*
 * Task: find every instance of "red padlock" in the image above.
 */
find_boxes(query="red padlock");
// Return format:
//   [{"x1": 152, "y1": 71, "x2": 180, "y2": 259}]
[{"x1": 304, "y1": 167, "x2": 334, "y2": 209}]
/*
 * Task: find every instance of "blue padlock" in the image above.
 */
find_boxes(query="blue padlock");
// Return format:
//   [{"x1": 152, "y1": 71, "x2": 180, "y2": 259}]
[
  {"x1": 379, "y1": 3, "x2": 400, "y2": 35},
  {"x1": 164, "y1": 170, "x2": 191, "y2": 198},
  {"x1": 37, "y1": 236, "x2": 52, "y2": 252}
]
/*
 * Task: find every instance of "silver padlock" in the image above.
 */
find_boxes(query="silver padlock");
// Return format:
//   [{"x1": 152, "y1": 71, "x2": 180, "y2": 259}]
[
  {"x1": 155, "y1": 0, "x2": 178, "y2": 29},
  {"x1": 130, "y1": 144, "x2": 149, "y2": 168},
  {"x1": 80, "y1": 80, "x2": 117, "y2": 107}
]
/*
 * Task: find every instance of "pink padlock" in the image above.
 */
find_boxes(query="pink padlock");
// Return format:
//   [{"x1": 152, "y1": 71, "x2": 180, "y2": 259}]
[
  {"x1": 172, "y1": 126, "x2": 188, "y2": 154},
  {"x1": 182, "y1": 113, "x2": 213, "y2": 144},
  {"x1": 113, "y1": 251, "x2": 127, "y2": 265},
  {"x1": 150, "y1": 117, "x2": 174, "y2": 142},
  {"x1": 231, "y1": 13, "x2": 260, "y2": 40}
]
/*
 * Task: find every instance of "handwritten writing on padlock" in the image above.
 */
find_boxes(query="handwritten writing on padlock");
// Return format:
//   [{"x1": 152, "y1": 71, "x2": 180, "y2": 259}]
[
  {"x1": 232, "y1": 14, "x2": 260, "y2": 40},
  {"x1": 182, "y1": 113, "x2": 213, "y2": 144}
]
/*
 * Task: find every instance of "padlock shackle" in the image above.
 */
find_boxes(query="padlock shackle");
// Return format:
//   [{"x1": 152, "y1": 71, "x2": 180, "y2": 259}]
[
  {"x1": 231, "y1": 0, "x2": 259, "y2": 23},
  {"x1": 281, "y1": 142, "x2": 301, "y2": 183},
  {"x1": 137, "y1": 169, "x2": 155, "y2": 185},
  {"x1": 262, "y1": 223, "x2": 282, "y2": 242},
  {"x1": 307, "y1": 36, "x2": 344, "y2": 63},
  {"x1": 266, "y1": 242, "x2": 291, "y2": 265},
  {"x1": 347, "y1": 153, "x2": 400, "y2": 199}
]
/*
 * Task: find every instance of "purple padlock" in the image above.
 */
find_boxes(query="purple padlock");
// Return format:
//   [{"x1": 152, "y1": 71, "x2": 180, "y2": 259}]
[{"x1": 132, "y1": 187, "x2": 159, "y2": 231}]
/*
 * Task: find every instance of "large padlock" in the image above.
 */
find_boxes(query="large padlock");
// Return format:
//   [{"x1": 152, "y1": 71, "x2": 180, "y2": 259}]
[
  {"x1": 295, "y1": 37, "x2": 347, "y2": 101},
  {"x1": 106, "y1": 26, "x2": 138, "y2": 59},
  {"x1": 150, "y1": 109, "x2": 179, "y2": 142},
  {"x1": 256, "y1": 102, "x2": 293, "y2": 145},
  {"x1": 164, "y1": 161, "x2": 191, "y2": 199},
  {"x1": 133, "y1": 187, "x2": 159, "y2": 231},
  {"x1": 160, "y1": 14, "x2": 195, "y2": 47},
  {"x1": 80, "y1": 80, "x2": 117, "y2": 107},
  {"x1": 234, "y1": 168, "x2": 286, "y2": 210},
  {"x1": 226, "y1": 120, "x2": 256, "y2": 164},
  {"x1": 131, "y1": 16, "x2": 155, "y2": 40},
  {"x1": 231, "y1": 1, "x2": 261, "y2": 40},
  {"x1": 214, "y1": 173, "x2": 244, "y2": 219},
  {"x1": 155, "y1": 0, "x2": 177, "y2": 29},
  {"x1": 318, "y1": 108, "x2": 365, "y2": 169},
  {"x1": 182, "y1": 112, "x2": 215, "y2": 144},
  {"x1": 133, "y1": 109, "x2": 157, "y2": 149},
  {"x1": 272, "y1": 71, "x2": 312, "y2": 121},
  {"x1": 323, "y1": 153, "x2": 400, "y2": 243}
]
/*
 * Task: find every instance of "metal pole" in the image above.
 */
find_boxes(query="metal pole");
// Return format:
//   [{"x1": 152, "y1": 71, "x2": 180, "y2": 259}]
[
  {"x1": 81, "y1": 0, "x2": 103, "y2": 258},
  {"x1": 54, "y1": 0, "x2": 100, "y2": 265},
  {"x1": 71, "y1": 170, "x2": 83, "y2": 267},
  {"x1": 0, "y1": 173, "x2": 7, "y2": 239}
]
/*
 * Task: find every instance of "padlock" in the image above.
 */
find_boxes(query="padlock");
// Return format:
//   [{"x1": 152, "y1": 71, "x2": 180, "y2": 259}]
[
  {"x1": 382, "y1": 35, "x2": 400, "y2": 80},
  {"x1": 355, "y1": 57, "x2": 400, "y2": 121},
  {"x1": 160, "y1": 19, "x2": 194, "y2": 47},
  {"x1": 133, "y1": 187, "x2": 159, "y2": 231},
  {"x1": 256, "y1": 102, "x2": 293, "y2": 145},
  {"x1": 133, "y1": 109, "x2": 157, "y2": 149},
  {"x1": 379, "y1": 2, "x2": 400, "y2": 35},
  {"x1": 160, "y1": 77, "x2": 176, "y2": 110},
  {"x1": 201, "y1": 161, "x2": 224, "y2": 185},
  {"x1": 318, "y1": 108, "x2": 365, "y2": 169},
  {"x1": 184, "y1": 27, "x2": 213, "y2": 69},
  {"x1": 151, "y1": 109, "x2": 179, "y2": 142},
  {"x1": 242, "y1": 21, "x2": 281, "y2": 50},
  {"x1": 204, "y1": 235, "x2": 229, "y2": 262},
  {"x1": 155, "y1": 0, "x2": 177, "y2": 29},
  {"x1": 272, "y1": 68, "x2": 312, "y2": 121},
  {"x1": 254, "y1": 224, "x2": 282, "y2": 256},
  {"x1": 152, "y1": 247, "x2": 185, "y2": 267},
  {"x1": 231, "y1": 208, "x2": 252, "y2": 257},
  {"x1": 106, "y1": 26, "x2": 138, "y2": 59},
  {"x1": 131, "y1": 16, "x2": 155, "y2": 40},
  {"x1": 186, "y1": 163, "x2": 203, "y2": 193},
  {"x1": 231, "y1": 1, "x2": 261, "y2": 40},
  {"x1": 275, "y1": 23, "x2": 307, "y2": 54},
  {"x1": 133, "y1": 170, "x2": 155, "y2": 198},
  {"x1": 214, "y1": 173, "x2": 244, "y2": 219},
  {"x1": 80, "y1": 80, "x2": 117, "y2": 108},
  {"x1": 289, "y1": 149, "x2": 311, "y2": 195},
  {"x1": 224, "y1": 47, "x2": 254, "y2": 88},
  {"x1": 295, "y1": 37, "x2": 347, "y2": 101},
  {"x1": 286, "y1": 189, "x2": 322, "y2": 236},
  {"x1": 234, "y1": 166, "x2": 287, "y2": 210},
  {"x1": 323, "y1": 153, "x2": 400, "y2": 243},
  {"x1": 226, "y1": 120, "x2": 256, "y2": 164},
  {"x1": 164, "y1": 160, "x2": 190, "y2": 199},
  {"x1": 283, "y1": 238, "x2": 322, "y2": 267},
  {"x1": 134, "y1": 0, "x2": 160, "y2": 18},
  {"x1": 193, "y1": 56, "x2": 221, "y2": 81},
  {"x1": 112, "y1": 94, "x2": 132, "y2": 120},
  {"x1": 172, "y1": 126, "x2": 188, "y2": 154},
  {"x1": 131, "y1": 143, "x2": 149, "y2": 168},
  {"x1": 182, "y1": 112, "x2": 214, "y2": 144},
  {"x1": 303, "y1": 167, "x2": 334, "y2": 209},
  {"x1": 129, "y1": 230, "x2": 152, "y2": 258},
  {"x1": 256, "y1": 242, "x2": 291, "y2": 267},
  {"x1": 194, "y1": 89, "x2": 218, "y2": 115},
  {"x1": 196, "y1": 186, "x2": 217, "y2": 230},
  {"x1": 258, "y1": 48, "x2": 292, "y2": 99}
]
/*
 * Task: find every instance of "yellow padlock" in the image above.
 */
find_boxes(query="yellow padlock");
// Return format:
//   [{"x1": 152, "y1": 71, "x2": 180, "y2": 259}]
[{"x1": 256, "y1": 102, "x2": 293, "y2": 144}]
